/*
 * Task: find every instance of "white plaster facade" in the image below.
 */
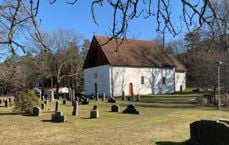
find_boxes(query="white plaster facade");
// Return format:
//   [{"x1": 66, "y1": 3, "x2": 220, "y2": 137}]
[
  {"x1": 175, "y1": 72, "x2": 186, "y2": 92},
  {"x1": 84, "y1": 65, "x2": 184, "y2": 97}
]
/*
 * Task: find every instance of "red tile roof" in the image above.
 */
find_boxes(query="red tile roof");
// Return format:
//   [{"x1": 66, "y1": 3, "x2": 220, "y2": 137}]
[{"x1": 94, "y1": 36, "x2": 186, "y2": 71}]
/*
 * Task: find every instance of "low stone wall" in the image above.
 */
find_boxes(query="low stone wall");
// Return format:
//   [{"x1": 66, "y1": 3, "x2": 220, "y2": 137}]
[{"x1": 190, "y1": 120, "x2": 229, "y2": 145}]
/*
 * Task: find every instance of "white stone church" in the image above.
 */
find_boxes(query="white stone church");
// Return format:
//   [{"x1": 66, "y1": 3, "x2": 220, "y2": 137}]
[{"x1": 83, "y1": 36, "x2": 186, "y2": 97}]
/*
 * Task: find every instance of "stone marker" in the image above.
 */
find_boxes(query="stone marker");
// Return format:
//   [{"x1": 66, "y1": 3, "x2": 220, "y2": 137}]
[
  {"x1": 96, "y1": 93, "x2": 99, "y2": 101},
  {"x1": 72, "y1": 101, "x2": 78, "y2": 116},
  {"x1": 32, "y1": 107, "x2": 41, "y2": 116},
  {"x1": 41, "y1": 96, "x2": 44, "y2": 101},
  {"x1": 63, "y1": 99, "x2": 66, "y2": 105},
  {"x1": 51, "y1": 111, "x2": 67, "y2": 123},
  {"x1": 102, "y1": 93, "x2": 106, "y2": 101},
  {"x1": 41, "y1": 103, "x2": 45, "y2": 110},
  {"x1": 93, "y1": 105, "x2": 97, "y2": 110},
  {"x1": 44, "y1": 100, "x2": 48, "y2": 105},
  {"x1": 121, "y1": 91, "x2": 125, "y2": 101},
  {"x1": 108, "y1": 97, "x2": 116, "y2": 103},
  {"x1": 131, "y1": 95, "x2": 134, "y2": 101},
  {"x1": 190, "y1": 120, "x2": 229, "y2": 145},
  {"x1": 55, "y1": 101, "x2": 59, "y2": 112},
  {"x1": 0, "y1": 99, "x2": 2, "y2": 104},
  {"x1": 8, "y1": 98, "x2": 12, "y2": 103},
  {"x1": 5, "y1": 100, "x2": 9, "y2": 108},
  {"x1": 122, "y1": 105, "x2": 140, "y2": 114},
  {"x1": 82, "y1": 98, "x2": 89, "y2": 105},
  {"x1": 136, "y1": 94, "x2": 140, "y2": 102},
  {"x1": 111, "y1": 104, "x2": 120, "y2": 112}
]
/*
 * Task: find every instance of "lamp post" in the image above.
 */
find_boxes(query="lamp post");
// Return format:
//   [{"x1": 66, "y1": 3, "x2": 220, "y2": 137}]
[{"x1": 216, "y1": 61, "x2": 223, "y2": 110}]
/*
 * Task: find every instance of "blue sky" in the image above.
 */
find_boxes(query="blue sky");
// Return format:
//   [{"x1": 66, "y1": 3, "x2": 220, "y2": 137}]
[{"x1": 37, "y1": 1, "x2": 186, "y2": 41}]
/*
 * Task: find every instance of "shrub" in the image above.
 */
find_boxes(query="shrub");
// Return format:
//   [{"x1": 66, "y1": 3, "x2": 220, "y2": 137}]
[
  {"x1": 197, "y1": 96, "x2": 208, "y2": 106},
  {"x1": 14, "y1": 90, "x2": 40, "y2": 115}
]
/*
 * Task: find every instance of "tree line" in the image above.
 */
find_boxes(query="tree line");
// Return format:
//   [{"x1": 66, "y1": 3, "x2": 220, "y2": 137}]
[{"x1": 0, "y1": 29, "x2": 90, "y2": 99}]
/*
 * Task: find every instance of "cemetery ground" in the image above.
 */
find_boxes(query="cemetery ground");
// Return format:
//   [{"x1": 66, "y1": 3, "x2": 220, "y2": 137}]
[{"x1": 0, "y1": 92, "x2": 228, "y2": 145}]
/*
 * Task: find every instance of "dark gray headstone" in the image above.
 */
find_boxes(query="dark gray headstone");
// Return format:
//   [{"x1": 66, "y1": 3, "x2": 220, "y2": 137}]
[
  {"x1": 93, "y1": 105, "x2": 97, "y2": 110},
  {"x1": 111, "y1": 104, "x2": 120, "y2": 112},
  {"x1": 5, "y1": 100, "x2": 9, "y2": 108},
  {"x1": 41, "y1": 103, "x2": 45, "y2": 110},
  {"x1": 0, "y1": 99, "x2": 2, "y2": 104},
  {"x1": 55, "y1": 101, "x2": 59, "y2": 112},
  {"x1": 122, "y1": 105, "x2": 140, "y2": 114},
  {"x1": 136, "y1": 94, "x2": 140, "y2": 102},
  {"x1": 32, "y1": 107, "x2": 41, "y2": 116},
  {"x1": 72, "y1": 101, "x2": 78, "y2": 116},
  {"x1": 108, "y1": 97, "x2": 116, "y2": 103},
  {"x1": 90, "y1": 110, "x2": 99, "y2": 119},
  {"x1": 121, "y1": 91, "x2": 125, "y2": 101},
  {"x1": 44, "y1": 100, "x2": 48, "y2": 105},
  {"x1": 82, "y1": 98, "x2": 89, "y2": 105},
  {"x1": 51, "y1": 111, "x2": 67, "y2": 123},
  {"x1": 63, "y1": 99, "x2": 66, "y2": 105},
  {"x1": 8, "y1": 98, "x2": 12, "y2": 103}
]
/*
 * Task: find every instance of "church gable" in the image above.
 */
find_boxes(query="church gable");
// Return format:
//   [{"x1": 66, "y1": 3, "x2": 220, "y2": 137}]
[{"x1": 83, "y1": 37, "x2": 110, "y2": 69}]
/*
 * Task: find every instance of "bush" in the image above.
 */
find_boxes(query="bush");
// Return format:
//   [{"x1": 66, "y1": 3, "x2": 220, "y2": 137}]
[
  {"x1": 197, "y1": 96, "x2": 208, "y2": 106},
  {"x1": 14, "y1": 90, "x2": 40, "y2": 115}
]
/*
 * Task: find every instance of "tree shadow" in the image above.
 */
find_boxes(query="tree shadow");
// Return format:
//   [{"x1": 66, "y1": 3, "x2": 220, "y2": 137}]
[
  {"x1": 155, "y1": 140, "x2": 189, "y2": 145},
  {"x1": 0, "y1": 112, "x2": 23, "y2": 116}
]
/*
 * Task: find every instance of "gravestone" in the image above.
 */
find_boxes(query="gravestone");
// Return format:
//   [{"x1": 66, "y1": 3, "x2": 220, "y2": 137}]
[
  {"x1": 96, "y1": 93, "x2": 99, "y2": 101},
  {"x1": 127, "y1": 96, "x2": 131, "y2": 101},
  {"x1": 122, "y1": 105, "x2": 140, "y2": 114},
  {"x1": 55, "y1": 101, "x2": 59, "y2": 112},
  {"x1": 44, "y1": 100, "x2": 48, "y2": 105},
  {"x1": 108, "y1": 97, "x2": 116, "y2": 103},
  {"x1": 8, "y1": 98, "x2": 12, "y2": 103},
  {"x1": 93, "y1": 105, "x2": 97, "y2": 110},
  {"x1": 121, "y1": 91, "x2": 125, "y2": 101},
  {"x1": 82, "y1": 98, "x2": 89, "y2": 105},
  {"x1": 0, "y1": 99, "x2": 2, "y2": 104},
  {"x1": 41, "y1": 96, "x2": 44, "y2": 101},
  {"x1": 41, "y1": 103, "x2": 45, "y2": 110},
  {"x1": 51, "y1": 111, "x2": 67, "y2": 123},
  {"x1": 32, "y1": 107, "x2": 41, "y2": 116},
  {"x1": 111, "y1": 104, "x2": 120, "y2": 112},
  {"x1": 131, "y1": 95, "x2": 134, "y2": 101},
  {"x1": 63, "y1": 99, "x2": 66, "y2": 105},
  {"x1": 5, "y1": 100, "x2": 9, "y2": 108},
  {"x1": 102, "y1": 93, "x2": 106, "y2": 101},
  {"x1": 136, "y1": 94, "x2": 140, "y2": 102},
  {"x1": 72, "y1": 101, "x2": 78, "y2": 116}
]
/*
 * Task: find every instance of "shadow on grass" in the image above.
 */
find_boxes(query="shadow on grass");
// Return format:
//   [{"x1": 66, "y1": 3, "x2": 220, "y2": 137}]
[
  {"x1": 156, "y1": 140, "x2": 189, "y2": 145},
  {"x1": 0, "y1": 112, "x2": 23, "y2": 116}
]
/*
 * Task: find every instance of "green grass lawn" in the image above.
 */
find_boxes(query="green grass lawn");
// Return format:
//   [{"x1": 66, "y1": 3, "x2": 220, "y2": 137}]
[{"x1": 0, "y1": 94, "x2": 228, "y2": 145}]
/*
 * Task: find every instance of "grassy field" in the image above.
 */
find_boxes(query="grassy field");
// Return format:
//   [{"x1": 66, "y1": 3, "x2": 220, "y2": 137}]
[{"x1": 0, "y1": 94, "x2": 228, "y2": 145}]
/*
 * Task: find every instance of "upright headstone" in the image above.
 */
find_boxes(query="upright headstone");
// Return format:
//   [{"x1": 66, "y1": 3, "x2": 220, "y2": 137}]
[
  {"x1": 5, "y1": 100, "x2": 9, "y2": 108},
  {"x1": 180, "y1": 85, "x2": 183, "y2": 93},
  {"x1": 41, "y1": 103, "x2": 45, "y2": 110},
  {"x1": 121, "y1": 91, "x2": 125, "y2": 101},
  {"x1": 96, "y1": 93, "x2": 99, "y2": 101},
  {"x1": 44, "y1": 100, "x2": 48, "y2": 105},
  {"x1": 90, "y1": 106, "x2": 99, "y2": 119},
  {"x1": 72, "y1": 101, "x2": 78, "y2": 116},
  {"x1": 8, "y1": 98, "x2": 12, "y2": 103},
  {"x1": 111, "y1": 104, "x2": 120, "y2": 112},
  {"x1": 63, "y1": 99, "x2": 66, "y2": 105},
  {"x1": 55, "y1": 101, "x2": 59, "y2": 112},
  {"x1": 51, "y1": 111, "x2": 67, "y2": 123},
  {"x1": 136, "y1": 94, "x2": 140, "y2": 102},
  {"x1": 0, "y1": 99, "x2": 2, "y2": 104},
  {"x1": 32, "y1": 107, "x2": 41, "y2": 116},
  {"x1": 108, "y1": 97, "x2": 116, "y2": 103},
  {"x1": 102, "y1": 93, "x2": 106, "y2": 101},
  {"x1": 122, "y1": 105, "x2": 140, "y2": 114},
  {"x1": 93, "y1": 105, "x2": 97, "y2": 110}
]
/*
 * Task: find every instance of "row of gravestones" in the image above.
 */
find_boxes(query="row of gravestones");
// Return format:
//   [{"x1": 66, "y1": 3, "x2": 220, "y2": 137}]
[
  {"x1": 0, "y1": 97, "x2": 14, "y2": 107},
  {"x1": 32, "y1": 101, "x2": 140, "y2": 123},
  {"x1": 92, "y1": 92, "x2": 141, "y2": 102}
]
